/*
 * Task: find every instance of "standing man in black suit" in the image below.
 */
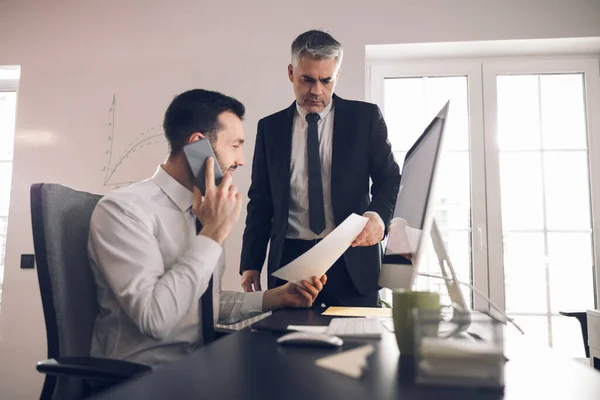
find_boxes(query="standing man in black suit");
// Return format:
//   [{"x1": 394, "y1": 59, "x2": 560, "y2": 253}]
[{"x1": 240, "y1": 30, "x2": 401, "y2": 307}]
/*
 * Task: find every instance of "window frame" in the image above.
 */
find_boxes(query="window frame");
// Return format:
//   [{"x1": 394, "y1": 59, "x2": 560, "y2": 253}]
[
  {"x1": 0, "y1": 76, "x2": 19, "y2": 295},
  {"x1": 481, "y1": 57, "x2": 600, "y2": 314},
  {"x1": 368, "y1": 56, "x2": 600, "y2": 316},
  {"x1": 368, "y1": 60, "x2": 489, "y2": 310}
]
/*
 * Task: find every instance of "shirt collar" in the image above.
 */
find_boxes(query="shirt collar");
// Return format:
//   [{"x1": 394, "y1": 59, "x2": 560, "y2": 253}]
[
  {"x1": 295, "y1": 97, "x2": 334, "y2": 121},
  {"x1": 152, "y1": 166, "x2": 194, "y2": 212}
]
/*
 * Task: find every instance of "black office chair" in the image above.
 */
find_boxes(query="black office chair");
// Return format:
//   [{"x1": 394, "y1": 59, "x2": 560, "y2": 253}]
[
  {"x1": 30, "y1": 183, "x2": 151, "y2": 400},
  {"x1": 559, "y1": 311, "x2": 589, "y2": 358}
]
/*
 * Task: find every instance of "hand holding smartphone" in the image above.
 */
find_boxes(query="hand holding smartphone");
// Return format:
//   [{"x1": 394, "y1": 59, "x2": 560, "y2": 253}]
[{"x1": 183, "y1": 139, "x2": 224, "y2": 194}]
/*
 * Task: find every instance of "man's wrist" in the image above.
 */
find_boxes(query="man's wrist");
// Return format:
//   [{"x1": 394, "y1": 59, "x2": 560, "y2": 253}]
[
  {"x1": 199, "y1": 226, "x2": 226, "y2": 245},
  {"x1": 262, "y1": 286, "x2": 283, "y2": 311},
  {"x1": 364, "y1": 211, "x2": 385, "y2": 232}
]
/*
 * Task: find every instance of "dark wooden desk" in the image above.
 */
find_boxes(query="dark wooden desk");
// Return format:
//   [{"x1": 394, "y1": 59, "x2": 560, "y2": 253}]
[{"x1": 91, "y1": 309, "x2": 600, "y2": 400}]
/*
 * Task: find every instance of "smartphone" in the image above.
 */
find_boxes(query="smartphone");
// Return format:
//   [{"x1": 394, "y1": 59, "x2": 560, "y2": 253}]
[{"x1": 183, "y1": 138, "x2": 224, "y2": 194}]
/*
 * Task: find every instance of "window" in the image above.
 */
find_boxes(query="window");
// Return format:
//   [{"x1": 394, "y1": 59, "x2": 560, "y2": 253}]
[
  {"x1": 0, "y1": 66, "x2": 20, "y2": 306},
  {"x1": 383, "y1": 75, "x2": 475, "y2": 308},
  {"x1": 370, "y1": 57, "x2": 600, "y2": 358},
  {"x1": 371, "y1": 61, "x2": 488, "y2": 312}
]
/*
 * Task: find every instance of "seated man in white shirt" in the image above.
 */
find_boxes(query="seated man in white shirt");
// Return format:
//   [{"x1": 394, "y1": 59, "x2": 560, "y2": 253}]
[{"x1": 88, "y1": 89, "x2": 326, "y2": 367}]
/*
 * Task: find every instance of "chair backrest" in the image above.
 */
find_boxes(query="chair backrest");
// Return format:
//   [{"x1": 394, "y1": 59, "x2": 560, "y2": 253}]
[{"x1": 30, "y1": 183, "x2": 102, "y2": 398}]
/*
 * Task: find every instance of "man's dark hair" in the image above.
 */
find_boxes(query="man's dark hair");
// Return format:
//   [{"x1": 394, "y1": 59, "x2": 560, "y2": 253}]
[{"x1": 163, "y1": 89, "x2": 245, "y2": 154}]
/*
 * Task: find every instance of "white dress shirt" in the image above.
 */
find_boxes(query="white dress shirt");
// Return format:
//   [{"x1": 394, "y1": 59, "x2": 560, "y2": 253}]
[
  {"x1": 88, "y1": 166, "x2": 263, "y2": 367},
  {"x1": 287, "y1": 100, "x2": 384, "y2": 240}
]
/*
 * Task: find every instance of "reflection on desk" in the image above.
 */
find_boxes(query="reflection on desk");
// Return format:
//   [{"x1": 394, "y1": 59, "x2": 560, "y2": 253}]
[
  {"x1": 91, "y1": 309, "x2": 600, "y2": 400},
  {"x1": 215, "y1": 311, "x2": 272, "y2": 333}
]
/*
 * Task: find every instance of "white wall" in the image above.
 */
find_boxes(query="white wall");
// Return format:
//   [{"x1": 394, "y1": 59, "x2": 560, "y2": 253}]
[{"x1": 1, "y1": 0, "x2": 599, "y2": 398}]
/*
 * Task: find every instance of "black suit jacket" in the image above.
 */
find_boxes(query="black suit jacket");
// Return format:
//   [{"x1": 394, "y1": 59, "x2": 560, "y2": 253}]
[{"x1": 240, "y1": 94, "x2": 401, "y2": 294}]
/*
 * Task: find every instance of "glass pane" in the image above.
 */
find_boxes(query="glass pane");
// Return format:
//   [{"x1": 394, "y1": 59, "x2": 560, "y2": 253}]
[
  {"x1": 384, "y1": 78, "x2": 426, "y2": 151},
  {"x1": 425, "y1": 76, "x2": 469, "y2": 151},
  {"x1": 497, "y1": 75, "x2": 541, "y2": 150},
  {"x1": 497, "y1": 72, "x2": 595, "y2": 358},
  {"x1": 0, "y1": 163, "x2": 13, "y2": 215},
  {"x1": 544, "y1": 151, "x2": 591, "y2": 230},
  {"x1": 436, "y1": 151, "x2": 471, "y2": 230},
  {"x1": 384, "y1": 74, "x2": 473, "y2": 308},
  {"x1": 0, "y1": 66, "x2": 20, "y2": 80},
  {"x1": 552, "y1": 316, "x2": 586, "y2": 358},
  {"x1": 499, "y1": 152, "x2": 544, "y2": 230},
  {"x1": 393, "y1": 152, "x2": 407, "y2": 172},
  {"x1": 446, "y1": 230, "x2": 472, "y2": 305},
  {"x1": 409, "y1": 229, "x2": 473, "y2": 309},
  {"x1": 503, "y1": 232, "x2": 547, "y2": 313},
  {"x1": 548, "y1": 233, "x2": 595, "y2": 313},
  {"x1": 0, "y1": 91, "x2": 17, "y2": 161},
  {"x1": 384, "y1": 76, "x2": 469, "y2": 151},
  {"x1": 0, "y1": 216, "x2": 7, "y2": 285},
  {"x1": 540, "y1": 74, "x2": 587, "y2": 150}
]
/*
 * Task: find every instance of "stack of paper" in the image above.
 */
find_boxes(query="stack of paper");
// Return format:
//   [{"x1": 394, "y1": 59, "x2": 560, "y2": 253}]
[{"x1": 417, "y1": 337, "x2": 506, "y2": 388}]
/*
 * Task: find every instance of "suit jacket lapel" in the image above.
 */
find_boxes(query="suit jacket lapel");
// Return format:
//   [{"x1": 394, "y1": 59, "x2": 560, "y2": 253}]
[
  {"x1": 331, "y1": 94, "x2": 348, "y2": 224},
  {"x1": 277, "y1": 102, "x2": 295, "y2": 225}
]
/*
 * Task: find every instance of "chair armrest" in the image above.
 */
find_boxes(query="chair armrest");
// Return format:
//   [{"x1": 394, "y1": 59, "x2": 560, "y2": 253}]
[
  {"x1": 559, "y1": 311, "x2": 587, "y2": 319},
  {"x1": 37, "y1": 357, "x2": 151, "y2": 382},
  {"x1": 559, "y1": 311, "x2": 589, "y2": 358}
]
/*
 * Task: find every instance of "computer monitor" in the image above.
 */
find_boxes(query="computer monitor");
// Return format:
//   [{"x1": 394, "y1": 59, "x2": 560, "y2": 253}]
[{"x1": 379, "y1": 100, "x2": 469, "y2": 315}]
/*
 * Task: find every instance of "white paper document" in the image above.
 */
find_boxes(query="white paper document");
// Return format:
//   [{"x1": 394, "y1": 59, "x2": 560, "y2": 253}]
[
  {"x1": 272, "y1": 213, "x2": 368, "y2": 285},
  {"x1": 287, "y1": 325, "x2": 328, "y2": 334},
  {"x1": 315, "y1": 344, "x2": 375, "y2": 379}
]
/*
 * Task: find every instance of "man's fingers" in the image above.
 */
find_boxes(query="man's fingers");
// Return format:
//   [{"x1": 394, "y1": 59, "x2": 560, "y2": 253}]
[
  {"x1": 312, "y1": 276, "x2": 323, "y2": 292},
  {"x1": 312, "y1": 276, "x2": 324, "y2": 291},
  {"x1": 228, "y1": 182, "x2": 237, "y2": 195},
  {"x1": 205, "y1": 157, "x2": 216, "y2": 192},
  {"x1": 301, "y1": 280, "x2": 319, "y2": 298},
  {"x1": 241, "y1": 280, "x2": 253, "y2": 292},
  {"x1": 193, "y1": 186, "x2": 203, "y2": 207},
  {"x1": 352, "y1": 230, "x2": 367, "y2": 247},
  {"x1": 219, "y1": 172, "x2": 233, "y2": 194},
  {"x1": 252, "y1": 276, "x2": 262, "y2": 291},
  {"x1": 357, "y1": 229, "x2": 369, "y2": 241},
  {"x1": 320, "y1": 274, "x2": 327, "y2": 285},
  {"x1": 295, "y1": 286, "x2": 314, "y2": 305}
]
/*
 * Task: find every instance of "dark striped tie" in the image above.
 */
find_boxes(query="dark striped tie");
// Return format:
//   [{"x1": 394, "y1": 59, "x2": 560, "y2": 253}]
[
  {"x1": 196, "y1": 217, "x2": 215, "y2": 344},
  {"x1": 305, "y1": 112, "x2": 326, "y2": 235}
]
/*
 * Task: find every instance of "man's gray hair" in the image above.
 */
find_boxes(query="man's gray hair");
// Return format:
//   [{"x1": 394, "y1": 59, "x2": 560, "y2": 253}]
[{"x1": 291, "y1": 30, "x2": 343, "y2": 68}]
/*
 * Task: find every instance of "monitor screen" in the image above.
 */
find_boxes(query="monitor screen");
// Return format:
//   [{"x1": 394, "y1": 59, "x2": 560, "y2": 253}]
[{"x1": 379, "y1": 102, "x2": 449, "y2": 288}]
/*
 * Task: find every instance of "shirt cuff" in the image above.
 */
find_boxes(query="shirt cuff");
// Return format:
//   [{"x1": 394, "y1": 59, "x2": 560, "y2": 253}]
[
  {"x1": 243, "y1": 291, "x2": 265, "y2": 313},
  {"x1": 363, "y1": 211, "x2": 385, "y2": 232}
]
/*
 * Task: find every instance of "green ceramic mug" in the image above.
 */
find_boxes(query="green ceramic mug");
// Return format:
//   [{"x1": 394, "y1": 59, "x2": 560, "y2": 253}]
[{"x1": 392, "y1": 290, "x2": 441, "y2": 355}]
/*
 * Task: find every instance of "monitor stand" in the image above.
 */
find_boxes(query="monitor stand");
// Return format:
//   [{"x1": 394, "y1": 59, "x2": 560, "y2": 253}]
[{"x1": 430, "y1": 219, "x2": 472, "y2": 334}]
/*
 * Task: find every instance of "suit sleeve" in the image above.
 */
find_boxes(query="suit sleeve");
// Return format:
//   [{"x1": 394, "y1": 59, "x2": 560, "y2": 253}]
[
  {"x1": 367, "y1": 105, "x2": 401, "y2": 233},
  {"x1": 240, "y1": 119, "x2": 273, "y2": 274}
]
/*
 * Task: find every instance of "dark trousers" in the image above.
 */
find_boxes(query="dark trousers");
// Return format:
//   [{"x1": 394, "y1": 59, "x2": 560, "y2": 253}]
[{"x1": 275, "y1": 239, "x2": 379, "y2": 307}]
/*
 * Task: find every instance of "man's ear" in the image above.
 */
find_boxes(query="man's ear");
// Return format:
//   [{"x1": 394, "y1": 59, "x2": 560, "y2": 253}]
[
  {"x1": 288, "y1": 64, "x2": 294, "y2": 83},
  {"x1": 188, "y1": 132, "x2": 206, "y2": 144}
]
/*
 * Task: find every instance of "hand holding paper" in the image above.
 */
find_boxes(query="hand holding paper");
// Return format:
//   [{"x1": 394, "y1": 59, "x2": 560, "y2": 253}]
[{"x1": 272, "y1": 214, "x2": 368, "y2": 286}]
